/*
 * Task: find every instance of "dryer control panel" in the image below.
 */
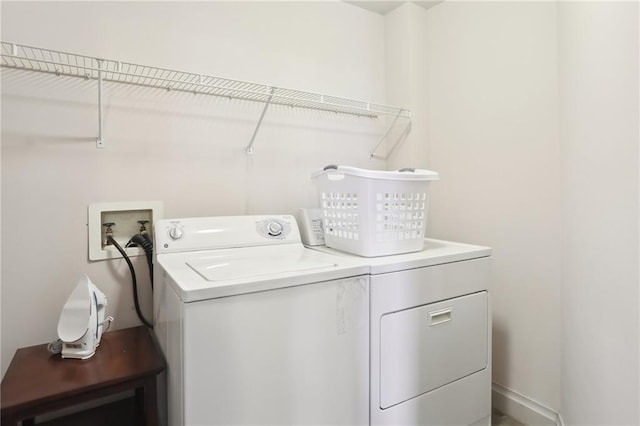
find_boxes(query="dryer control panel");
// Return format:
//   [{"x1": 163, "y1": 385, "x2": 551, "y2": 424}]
[{"x1": 155, "y1": 215, "x2": 301, "y2": 254}]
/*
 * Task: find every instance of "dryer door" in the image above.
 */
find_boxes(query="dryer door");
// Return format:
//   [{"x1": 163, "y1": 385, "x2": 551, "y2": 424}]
[{"x1": 379, "y1": 291, "x2": 488, "y2": 409}]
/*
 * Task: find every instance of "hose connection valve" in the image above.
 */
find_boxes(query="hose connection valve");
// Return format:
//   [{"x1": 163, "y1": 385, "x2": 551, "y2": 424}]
[
  {"x1": 103, "y1": 222, "x2": 115, "y2": 245},
  {"x1": 138, "y1": 220, "x2": 149, "y2": 234}
]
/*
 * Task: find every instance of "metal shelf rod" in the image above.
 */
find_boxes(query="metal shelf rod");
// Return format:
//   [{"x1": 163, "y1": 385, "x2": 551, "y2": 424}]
[
  {"x1": 1, "y1": 41, "x2": 413, "y2": 151},
  {"x1": 3, "y1": 58, "x2": 389, "y2": 119}
]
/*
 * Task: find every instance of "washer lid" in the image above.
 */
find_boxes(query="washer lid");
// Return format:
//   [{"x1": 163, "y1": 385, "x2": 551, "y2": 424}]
[
  {"x1": 156, "y1": 243, "x2": 369, "y2": 302},
  {"x1": 187, "y1": 250, "x2": 337, "y2": 282}
]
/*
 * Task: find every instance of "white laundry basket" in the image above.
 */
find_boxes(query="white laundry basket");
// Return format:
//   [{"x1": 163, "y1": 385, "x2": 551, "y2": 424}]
[{"x1": 311, "y1": 165, "x2": 439, "y2": 257}]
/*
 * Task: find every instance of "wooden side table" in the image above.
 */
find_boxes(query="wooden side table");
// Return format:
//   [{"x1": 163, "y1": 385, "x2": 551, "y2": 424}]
[{"x1": 1, "y1": 326, "x2": 165, "y2": 426}]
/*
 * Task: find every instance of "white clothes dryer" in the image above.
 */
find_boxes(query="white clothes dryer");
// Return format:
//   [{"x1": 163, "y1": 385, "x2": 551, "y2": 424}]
[
  {"x1": 153, "y1": 215, "x2": 370, "y2": 426},
  {"x1": 310, "y1": 239, "x2": 492, "y2": 426}
]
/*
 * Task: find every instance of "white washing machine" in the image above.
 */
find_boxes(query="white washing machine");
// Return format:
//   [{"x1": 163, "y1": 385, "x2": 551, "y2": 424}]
[
  {"x1": 153, "y1": 215, "x2": 370, "y2": 426},
  {"x1": 310, "y1": 239, "x2": 492, "y2": 426}
]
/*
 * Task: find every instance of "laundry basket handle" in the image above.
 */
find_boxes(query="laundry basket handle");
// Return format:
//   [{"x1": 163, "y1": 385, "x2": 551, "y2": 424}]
[
  {"x1": 323, "y1": 164, "x2": 339, "y2": 171},
  {"x1": 398, "y1": 168, "x2": 416, "y2": 172}
]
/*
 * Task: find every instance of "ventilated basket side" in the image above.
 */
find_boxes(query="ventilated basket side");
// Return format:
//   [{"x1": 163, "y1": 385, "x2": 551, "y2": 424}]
[
  {"x1": 317, "y1": 173, "x2": 365, "y2": 254},
  {"x1": 362, "y1": 177, "x2": 430, "y2": 256},
  {"x1": 316, "y1": 172, "x2": 432, "y2": 257}
]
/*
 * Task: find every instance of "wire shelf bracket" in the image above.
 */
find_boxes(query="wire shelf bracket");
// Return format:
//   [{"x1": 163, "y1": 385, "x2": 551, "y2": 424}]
[
  {"x1": 369, "y1": 109, "x2": 411, "y2": 160},
  {"x1": 1, "y1": 41, "x2": 412, "y2": 152},
  {"x1": 370, "y1": 120, "x2": 412, "y2": 161},
  {"x1": 96, "y1": 60, "x2": 105, "y2": 148},
  {"x1": 245, "y1": 86, "x2": 275, "y2": 155}
]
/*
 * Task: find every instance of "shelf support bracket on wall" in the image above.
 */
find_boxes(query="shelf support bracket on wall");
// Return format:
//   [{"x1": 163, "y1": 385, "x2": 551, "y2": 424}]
[
  {"x1": 96, "y1": 60, "x2": 105, "y2": 148},
  {"x1": 371, "y1": 121, "x2": 412, "y2": 161},
  {"x1": 369, "y1": 108, "x2": 408, "y2": 159},
  {"x1": 245, "y1": 86, "x2": 275, "y2": 155}
]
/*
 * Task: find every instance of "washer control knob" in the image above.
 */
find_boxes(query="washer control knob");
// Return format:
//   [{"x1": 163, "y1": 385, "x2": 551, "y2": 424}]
[
  {"x1": 267, "y1": 221, "x2": 283, "y2": 236},
  {"x1": 168, "y1": 226, "x2": 183, "y2": 240}
]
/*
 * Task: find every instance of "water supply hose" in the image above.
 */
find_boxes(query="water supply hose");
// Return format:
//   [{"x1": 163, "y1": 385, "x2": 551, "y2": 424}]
[
  {"x1": 128, "y1": 233, "x2": 154, "y2": 290},
  {"x1": 107, "y1": 236, "x2": 153, "y2": 329}
]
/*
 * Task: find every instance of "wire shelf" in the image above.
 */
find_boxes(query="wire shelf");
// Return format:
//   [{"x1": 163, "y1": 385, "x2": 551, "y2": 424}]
[{"x1": 0, "y1": 41, "x2": 410, "y2": 120}]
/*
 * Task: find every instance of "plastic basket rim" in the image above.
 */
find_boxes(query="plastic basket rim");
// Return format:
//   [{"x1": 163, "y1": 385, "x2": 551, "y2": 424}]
[{"x1": 311, "y1": 165, "x2": 439, "y2": 181}]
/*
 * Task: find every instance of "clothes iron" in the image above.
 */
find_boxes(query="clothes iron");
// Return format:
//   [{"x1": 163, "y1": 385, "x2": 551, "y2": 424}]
[{"x1": 56, "y1": 275, "x2": 113, "y2": 359}]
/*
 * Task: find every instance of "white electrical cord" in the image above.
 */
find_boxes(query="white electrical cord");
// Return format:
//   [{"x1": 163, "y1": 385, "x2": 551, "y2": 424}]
[
  {"x1": 102, "y1": 316, "x2": 114, "y2": 334},
  {"x1": 47, "y1": 316, "x2": 115, "y2": 355}
]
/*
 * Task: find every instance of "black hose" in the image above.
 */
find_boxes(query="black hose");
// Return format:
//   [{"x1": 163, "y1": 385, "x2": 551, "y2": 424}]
[
  {"x1": 128, "y1": 233, "x2": 154, "y2": 290},
  {"x1": 107, "y1": 235, "x2": 153, "y2": 329}
]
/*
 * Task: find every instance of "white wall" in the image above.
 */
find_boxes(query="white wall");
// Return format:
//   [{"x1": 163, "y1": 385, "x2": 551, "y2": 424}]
[
  {"x1": 384, "y1": 2, "x2": 429, "y2": 170},
  {"x1": 424, "y1": 0, "x2": 640, "y2": 422},
  {"x1": 559, "y1": 2, "x2": 639, "y2": 424},
  {"x1": 0, "y1": 1, "x2": 387, "y2": 376},
  {"x1": 424, "y1": 1, "x2": 563, "y2": 412}
]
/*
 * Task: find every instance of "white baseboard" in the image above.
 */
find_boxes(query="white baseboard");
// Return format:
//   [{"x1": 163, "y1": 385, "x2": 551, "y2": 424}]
[{"x1": 492, "y1": 382, "x2": 562, "y2": 426}]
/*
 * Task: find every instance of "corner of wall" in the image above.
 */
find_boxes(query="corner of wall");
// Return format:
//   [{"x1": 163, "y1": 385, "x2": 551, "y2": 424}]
[{"x1": 382, "y1": 2, "x2": 429, "y2": 170}]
